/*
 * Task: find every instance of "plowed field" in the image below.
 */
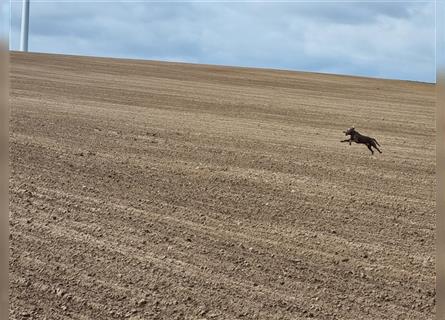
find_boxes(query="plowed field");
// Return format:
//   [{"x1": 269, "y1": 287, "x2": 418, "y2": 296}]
[{"x1": 9, "y1": 52, "x2": 436, "y2": 319}]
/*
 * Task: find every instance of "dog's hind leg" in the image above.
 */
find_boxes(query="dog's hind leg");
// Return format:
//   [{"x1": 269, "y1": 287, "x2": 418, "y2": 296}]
[
  {"x1": 371, "y1": 141, "x2": 382, "y2": 153},
  {"x1": 372, "y1": 138, "x2": 380, "y2": 147},
  {"x1": 366, "y1": 144, "x2": 374, "y2": 154}
]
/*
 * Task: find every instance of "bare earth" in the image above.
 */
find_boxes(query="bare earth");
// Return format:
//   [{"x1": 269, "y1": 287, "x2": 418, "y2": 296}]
[{"x1": 9, "y1": 52, "x2": 435, "y2": 320}]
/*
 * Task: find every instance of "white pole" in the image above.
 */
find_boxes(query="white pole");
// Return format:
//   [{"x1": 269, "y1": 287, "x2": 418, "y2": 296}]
[{"x1": 20, "y1": 0, "x2": 30, "y2": 52}]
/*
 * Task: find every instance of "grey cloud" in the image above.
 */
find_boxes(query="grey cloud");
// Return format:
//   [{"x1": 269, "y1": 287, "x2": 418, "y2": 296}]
[
  {"x1": 294, "y1": 3, "x2": 419, "y2": 24},
  {"x1": 9, "y1": 2, "x2": 435, "y2": 82}
]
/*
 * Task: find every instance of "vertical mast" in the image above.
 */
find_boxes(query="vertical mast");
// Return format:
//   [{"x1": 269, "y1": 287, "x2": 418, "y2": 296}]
[{"x1": 20, "y1": 0, "x2": 30, "y2": 52}]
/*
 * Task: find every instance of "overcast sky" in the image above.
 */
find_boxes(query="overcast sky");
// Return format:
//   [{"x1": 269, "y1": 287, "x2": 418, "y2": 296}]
[{"x1": 9, "y1": 1, "x2": 436, "y2": 83}]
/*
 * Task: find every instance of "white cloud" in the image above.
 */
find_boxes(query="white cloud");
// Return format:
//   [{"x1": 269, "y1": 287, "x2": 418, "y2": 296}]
[{"x1": 302, "y1": 4, "x2": 435, "y2": 81}]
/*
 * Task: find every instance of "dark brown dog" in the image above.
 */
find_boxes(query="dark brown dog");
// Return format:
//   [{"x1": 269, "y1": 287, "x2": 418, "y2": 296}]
[{"x1": 341, "y1": 127, "x2": 382, "y2": 155}]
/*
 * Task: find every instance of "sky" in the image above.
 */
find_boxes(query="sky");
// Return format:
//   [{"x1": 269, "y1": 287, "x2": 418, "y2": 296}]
[{"x1": 9, "y1": 1, "x2": 436, "y2": 83}]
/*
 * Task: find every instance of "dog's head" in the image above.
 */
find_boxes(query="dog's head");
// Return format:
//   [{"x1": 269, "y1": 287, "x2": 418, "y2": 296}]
[{"x1": 343, "y1": 126, "x2": 355, "y2": 136}]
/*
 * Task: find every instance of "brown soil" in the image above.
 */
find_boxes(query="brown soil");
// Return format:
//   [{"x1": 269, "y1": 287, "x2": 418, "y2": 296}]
[{"x1": 9, "y1": 52, "x2": 436, "y2": 319}]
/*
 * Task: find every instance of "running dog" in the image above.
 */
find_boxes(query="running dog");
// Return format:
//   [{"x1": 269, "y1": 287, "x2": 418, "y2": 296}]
[{"x1": 341, "y1": 127, "x2": 382, "y2": 155}]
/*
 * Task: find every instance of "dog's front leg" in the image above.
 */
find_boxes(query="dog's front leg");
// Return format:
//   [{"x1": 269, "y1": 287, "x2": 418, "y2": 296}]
[{"x1": 340, "y1": 139, "x2": 351, "y2": 143}]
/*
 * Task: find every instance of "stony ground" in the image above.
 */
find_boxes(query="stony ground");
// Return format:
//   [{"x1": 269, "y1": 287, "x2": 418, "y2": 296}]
[{"x1": 9, "y1": 52, "x2": 436, "y2": 319}]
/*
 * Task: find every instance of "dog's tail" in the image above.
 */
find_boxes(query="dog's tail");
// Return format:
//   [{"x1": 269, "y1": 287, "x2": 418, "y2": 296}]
[{"x1": 372, "y1": 138, "x2": 380, "y2": 146}]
